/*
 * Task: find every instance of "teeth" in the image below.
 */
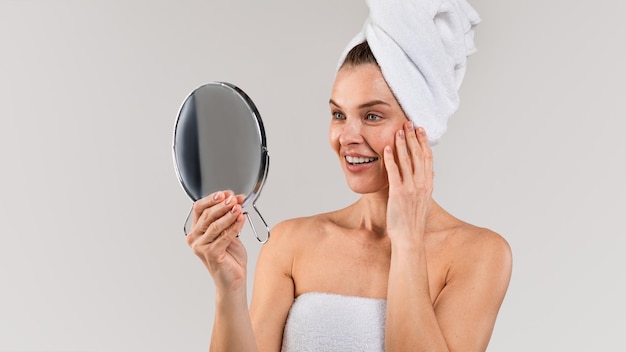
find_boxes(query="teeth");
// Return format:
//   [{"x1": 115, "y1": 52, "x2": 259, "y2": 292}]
[{"x1": 346, "y1": 155, "x2": 378, "y2": 164}]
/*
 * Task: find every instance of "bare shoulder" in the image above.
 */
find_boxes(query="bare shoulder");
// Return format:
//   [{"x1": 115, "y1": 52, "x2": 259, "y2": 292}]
[
  {"x1": 269, "y1": 214, "x2": 320, "y2": 240},
  {"x1": 270, "y1": 215, "x2": 321, "y2": 238},
  {"x1": 263, "y1": 212, "x2": 336, "y2": 253},
  {"x1": 459, "y1": 224, "x2": 511, "y2": 258},
  {"x1": 448, "y1": 223, "x2": 512, "y2": 281}
]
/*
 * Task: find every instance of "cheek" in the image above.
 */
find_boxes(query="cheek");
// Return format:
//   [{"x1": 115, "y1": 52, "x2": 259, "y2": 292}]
[
  {"x1": 373, "y1": 128, "x2": 397, "y2": 152},
  {"x1": 328, "y1": 126, "x2": 341, "y2": 151}
]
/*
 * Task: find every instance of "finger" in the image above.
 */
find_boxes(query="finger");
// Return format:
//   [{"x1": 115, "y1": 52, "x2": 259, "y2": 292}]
[
  {"x1": 192, "y1": 190, "x2": 235, "y2": 224},
  {"x1": 383, "y1": 145, "x2": 402, "y2": 190},
  {"x1": 417, "y1": 127, "x2": 434, "y2": 186},
  {"x1": 192, "y1": 202, "x2": 244, "y2": 251},
  {"x1": 210, "y1": 211, "x2": 246, "y2": 254},
  {"x1": 197, "y1": 195, "x2": 241, "y2": 241},
  {"x1": 404, "y1": 121, "x2": 423, "y2": 173},
  {"x1": 188, "y1": 192, "x2": 237, "y2": 244},
  {"x1": 394, "y1": 128, "x2": 413, "y2": 180}
]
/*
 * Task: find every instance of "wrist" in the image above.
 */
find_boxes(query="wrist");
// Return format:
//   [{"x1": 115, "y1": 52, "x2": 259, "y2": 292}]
[
  {"x1": 215, "y1": 280, "x2": 247, "y2": 294},
  {"x1": 215, "y1": 286, "x2": 248, "y2": 311},
  {"x1": 210, "y1": 267, "x2": 248, "y2": 296},
  {"x1": 388, "y1": 231, "x2": 425, "y2": 250}
]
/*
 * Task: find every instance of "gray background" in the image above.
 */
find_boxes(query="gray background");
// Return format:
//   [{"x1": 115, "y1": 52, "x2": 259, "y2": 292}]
[{"x1": 1, "y1": 0, "x2": 624, "y2": 351}]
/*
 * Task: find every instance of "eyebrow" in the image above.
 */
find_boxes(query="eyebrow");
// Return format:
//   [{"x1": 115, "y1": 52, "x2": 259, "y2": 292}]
[{"x1": 329, "y1": 99, "x2": 391, "y2": 109}]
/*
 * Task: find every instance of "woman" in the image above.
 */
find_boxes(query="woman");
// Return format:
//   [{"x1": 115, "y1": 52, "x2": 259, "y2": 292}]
[
  {"x1": 186, "y1": 42, "x2": 511, "y2": 351},
  {"x1": 186, "y1": 1, "x2": 512, "y2": 350}
]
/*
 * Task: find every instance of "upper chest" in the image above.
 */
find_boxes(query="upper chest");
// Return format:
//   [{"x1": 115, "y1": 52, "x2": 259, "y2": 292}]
[{"x1": 291, "y1": 227, "x2": 454, "y2": 300}]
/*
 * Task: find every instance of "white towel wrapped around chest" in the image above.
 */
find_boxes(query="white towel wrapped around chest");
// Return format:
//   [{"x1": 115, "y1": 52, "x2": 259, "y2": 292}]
[{"x1": 281, "y1": 292, "x2": 387, "y2": 352}]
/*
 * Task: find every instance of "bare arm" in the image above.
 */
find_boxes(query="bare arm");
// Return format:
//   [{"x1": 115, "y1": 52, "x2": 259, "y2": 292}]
[
  {"x1": 386, "y1": 229, "x2": 512, "y2": 351},
  {"x1": 432, "y1": 232, "x2": 512, "y2": 351},
  {"x1": 186, "y1": 191, "x2": 258, "y2": 352},
  {"x1": 383, "y1": 122, "x2": 512, "y2": 351},
  {"x1": 250, "y1": 220, "x2": 297, "y2": 351},
  {"x1": 210, "y1": 282, "x2": 258, "y2": 352},
  {"x1": 187, "y1": 192, "x2": 297, "y2": 352}
]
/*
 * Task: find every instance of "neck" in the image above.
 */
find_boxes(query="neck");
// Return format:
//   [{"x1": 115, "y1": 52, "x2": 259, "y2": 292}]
[{"x1": 340, "y1": 190, "x2": 447, "y2": 238}]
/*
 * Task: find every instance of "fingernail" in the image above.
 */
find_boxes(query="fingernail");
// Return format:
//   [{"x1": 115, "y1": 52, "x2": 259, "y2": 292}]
[
  {"x1": 418, "y1": 127, "x2": 425, "y2": 134},
  {"x1": 225, "y1": 196, "x2": 233, "y2": 205},
  {"x1": 385, "y1": 146, "x2": 392, "y2": 154},
  {"x1": 407, "y1": 121, "x2": 414, "y2": 130},
  {"x1": 231, "y1": 204, "x2": 239, "y2": 214},
  {"x1": 213, "y1": 191, "x2": 222, "y2": 200},
  {"x1": 398, "y1": 130, "x2": 405, "y2": 139}
]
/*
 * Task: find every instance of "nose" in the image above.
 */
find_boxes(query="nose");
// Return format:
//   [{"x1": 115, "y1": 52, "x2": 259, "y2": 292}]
[{"x1": 338, "y1": 118, "x2": 364, "y2": 146}]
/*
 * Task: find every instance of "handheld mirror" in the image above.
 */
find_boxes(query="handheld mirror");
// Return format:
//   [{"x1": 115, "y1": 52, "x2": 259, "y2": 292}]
[{"x1": 172, "y1": 82, "x2": 270, "y2": 243}]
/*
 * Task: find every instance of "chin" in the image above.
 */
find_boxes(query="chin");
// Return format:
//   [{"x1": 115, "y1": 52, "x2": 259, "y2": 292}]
[{"x1": 345, "y1": 179, "x2": 387, "y2": 195}]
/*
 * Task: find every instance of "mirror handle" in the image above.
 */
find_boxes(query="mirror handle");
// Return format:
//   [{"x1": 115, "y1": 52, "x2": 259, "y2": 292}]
[
  {"x1": 183, "y1": 206, "x2": 193, "y2": 236},
  {"x1": 244, "y1": 203, "x2": 270, "y2": 243}
]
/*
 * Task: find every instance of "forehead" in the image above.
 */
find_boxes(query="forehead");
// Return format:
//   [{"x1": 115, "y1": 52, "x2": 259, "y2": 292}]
[{"x1": 330, "y1": 64, "x2": 399, "y2": 108}]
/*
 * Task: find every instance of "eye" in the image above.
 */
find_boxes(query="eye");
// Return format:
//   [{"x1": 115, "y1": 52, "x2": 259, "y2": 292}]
[
  {"x1": 332, "y1": 111, "x2": 346, "y2": 120},
  {"x1": 365, "y1": 113, "x2": 382, "y2": 121}
]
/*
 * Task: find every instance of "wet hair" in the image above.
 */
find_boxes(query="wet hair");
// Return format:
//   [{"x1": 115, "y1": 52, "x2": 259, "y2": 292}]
[{"x1": 340, "y1": 41, "x2": 378, "y2": 68}]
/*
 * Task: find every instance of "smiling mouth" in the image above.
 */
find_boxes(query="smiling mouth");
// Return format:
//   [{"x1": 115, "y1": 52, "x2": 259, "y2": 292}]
[{"x1": 345, "y1": 155, "x2": 379, "y2": 165}]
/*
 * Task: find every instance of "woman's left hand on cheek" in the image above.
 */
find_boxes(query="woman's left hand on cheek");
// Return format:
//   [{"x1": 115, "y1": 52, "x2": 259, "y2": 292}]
[{"x1": 383, "y1": 121, "x2": 434, "y2": 243}]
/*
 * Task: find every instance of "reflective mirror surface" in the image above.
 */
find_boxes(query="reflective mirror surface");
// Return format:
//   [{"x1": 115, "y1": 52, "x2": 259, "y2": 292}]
[{"x1": 173, "y1": 82, "x2": 269, "y2": 242}]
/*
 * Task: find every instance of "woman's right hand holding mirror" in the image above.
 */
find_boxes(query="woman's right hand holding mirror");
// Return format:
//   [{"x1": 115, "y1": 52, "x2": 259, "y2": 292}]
[{"x1": 186, "y1": 190, "x2": 248, "y2": 292}]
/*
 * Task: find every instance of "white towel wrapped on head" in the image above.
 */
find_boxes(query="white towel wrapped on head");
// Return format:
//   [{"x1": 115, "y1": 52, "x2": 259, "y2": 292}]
[{"x1": 338, "y1": 0, "x2": 481, "y2": 145}]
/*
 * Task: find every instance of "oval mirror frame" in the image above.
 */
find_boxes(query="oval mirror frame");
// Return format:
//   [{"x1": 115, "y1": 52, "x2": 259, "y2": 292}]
[{"x1": 172, "y1": 82, "x2": 270, "y2": 243}]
